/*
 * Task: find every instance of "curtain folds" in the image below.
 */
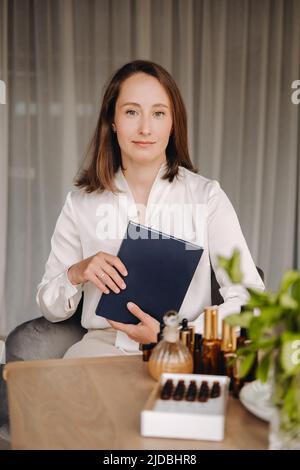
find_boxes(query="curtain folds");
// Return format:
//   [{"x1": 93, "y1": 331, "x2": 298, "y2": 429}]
[
  {"x1": 0, "y1": 0, "x2": 8, "y2": 334},
  {"x1": 1, "y1": 0, "x2": 300, "y2": 334}
]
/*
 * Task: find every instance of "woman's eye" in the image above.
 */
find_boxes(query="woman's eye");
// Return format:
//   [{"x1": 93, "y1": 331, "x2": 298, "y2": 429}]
[
  {"x1": 154, "y1": 111, "x2": 165, "y2": 118},
  {"x1": 126, "y1": 109, "x2": 137, "y2": 116}
]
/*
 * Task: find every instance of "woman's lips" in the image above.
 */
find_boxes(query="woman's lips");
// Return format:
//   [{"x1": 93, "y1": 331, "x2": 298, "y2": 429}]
[{"x1": 132, "y1": 141, "x2": 155, "y2": 148}]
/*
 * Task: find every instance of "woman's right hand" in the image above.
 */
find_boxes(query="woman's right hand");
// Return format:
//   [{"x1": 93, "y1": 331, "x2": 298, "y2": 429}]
[{"x1": 67, "y1": 252, "x2": 128, "y2": 295}]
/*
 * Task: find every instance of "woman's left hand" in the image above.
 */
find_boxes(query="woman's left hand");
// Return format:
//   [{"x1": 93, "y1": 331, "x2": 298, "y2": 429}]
[{"x1": 107, "y1": 302, "x2": 160, "y2": 344}]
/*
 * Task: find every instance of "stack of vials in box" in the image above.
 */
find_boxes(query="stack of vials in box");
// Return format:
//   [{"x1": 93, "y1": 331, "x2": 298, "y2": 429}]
[{"x1": 160, "y1": 378, "x2": 221, "y2": 402}]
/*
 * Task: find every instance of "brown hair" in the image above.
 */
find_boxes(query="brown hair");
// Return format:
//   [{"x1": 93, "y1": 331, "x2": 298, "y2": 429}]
[{"x1": 75, "y1": 60, "x2": 198, "y2": 193}]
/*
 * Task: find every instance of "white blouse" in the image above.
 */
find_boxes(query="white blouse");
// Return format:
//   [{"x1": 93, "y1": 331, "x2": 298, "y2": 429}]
[{"x1": 36, "y1": 162, "x2": 264, "y2": 353}]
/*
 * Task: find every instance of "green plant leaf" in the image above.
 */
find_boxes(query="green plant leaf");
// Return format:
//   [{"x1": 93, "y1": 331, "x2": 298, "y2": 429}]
[
  {"x1": 225, "y1": 311, "x2": 253, "y2": 328},
  {"x1": 248, "y1": 317, "x2": 265, "y2": 342},
  {"x1": 282, "y1": 376, "x2": 300, "y2": 425},
  {"x1": 238, "y1": 352, "x2": 256, "y2": 378},
  {"x1": 259, "y1": 306, "x2": 284, "y2": 327},
  {"x1": 258, "y1": 338, "x2": 278, "y2": 349},
  {"x1": 217, "y1": 255, "x2": 231, "y2": 273},
  {"x1": 279, "y1": 293, "x2": 299, "y2": 311},
  {"x1": 236, "y1": 343, "x2": 258, "y2": 355},
  {"x1": 291, "y1": 279, "x2": 300, "y2": 302},
  {"x1": 280, "y1": 271, "x2": 300, "y2": 294},
  {"x1": 230, "y1": 249, "x2": 243, "y2": 283},
  {"x1": 247, "y1": 288, "x2": 277, "y2": 308},
  {"x1": 272, "y1": 378, "x2": 286, "y2": 407},
  {"x1": 256, "y1": 351, "x2": 272, "y2": 383},
  {"x1": 217, "y1": 249, "x2": 243, "y2": 284}
]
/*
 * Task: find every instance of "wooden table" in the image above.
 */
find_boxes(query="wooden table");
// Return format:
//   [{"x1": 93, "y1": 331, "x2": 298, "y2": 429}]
[{"x1": 4, "y1": 355, "x2": 268, "y2": 450}]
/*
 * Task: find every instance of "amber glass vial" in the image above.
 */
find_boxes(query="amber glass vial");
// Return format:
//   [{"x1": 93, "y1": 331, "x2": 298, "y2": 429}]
[{"x1": 201, "y1": 307, "x2": 221, "y2": 375}]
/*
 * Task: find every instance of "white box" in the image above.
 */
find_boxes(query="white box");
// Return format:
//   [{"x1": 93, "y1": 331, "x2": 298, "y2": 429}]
[{"x1": 141, "y1": 373, "x2": 229, "y2": 441}]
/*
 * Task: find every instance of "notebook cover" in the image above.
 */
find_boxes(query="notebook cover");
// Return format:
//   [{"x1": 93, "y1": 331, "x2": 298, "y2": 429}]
[{"x1": 95, "y1": 221, "x2": 203, "y2": 324}]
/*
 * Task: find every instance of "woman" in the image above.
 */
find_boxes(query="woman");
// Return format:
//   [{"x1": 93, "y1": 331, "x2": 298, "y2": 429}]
[{"x1": 36, "y1": 60, "x2": 264, "y2": 358}]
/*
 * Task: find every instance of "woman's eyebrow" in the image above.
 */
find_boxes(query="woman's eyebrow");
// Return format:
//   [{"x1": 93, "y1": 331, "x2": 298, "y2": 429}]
[{"x1": 121, "y1": 102, "x2": 169, "y2": 108}]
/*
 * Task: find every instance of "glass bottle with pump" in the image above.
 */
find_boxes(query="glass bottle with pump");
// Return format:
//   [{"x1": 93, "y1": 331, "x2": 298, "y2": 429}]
[
  {"x1": 201, "y1": 307, "x2": 221, "y2": 375},
  {"x1": 148, "y1": 311, "x2": 193, "y2": 381}
]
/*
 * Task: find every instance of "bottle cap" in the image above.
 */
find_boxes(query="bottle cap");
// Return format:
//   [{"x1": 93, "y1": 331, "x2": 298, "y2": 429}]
[
  {"x1": 162, "y1": 311, "x2": 180, "y2": 343},
  {"x1": 204, "y1": 307, "x2": 218, "y2": 340},
  {"x1": 142, "y1": 343, "x2": 156, "y2": 350},
  {"x1": 163, "y1": 310, "x2": 178, "y2": 328},
  {"x1": 221, "y1": 321, "x2": 237, "y2": 352},
  {"x1": 181, "y1": 318, "x2": 189, "y2": 330}
]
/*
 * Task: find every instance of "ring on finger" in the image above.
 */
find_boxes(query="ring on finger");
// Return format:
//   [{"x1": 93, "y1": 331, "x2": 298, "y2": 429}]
[{"x1": 99, "y1": 271, "x2": 106, "y2": 280}]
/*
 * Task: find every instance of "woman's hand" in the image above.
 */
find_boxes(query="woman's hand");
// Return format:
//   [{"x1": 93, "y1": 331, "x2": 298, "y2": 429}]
[
  {"x1": 67, "y1": 252, "x2": 128, "y2": 295},
  {"x1": 107, "y1": 302, "x2": 160, "y2": 344}
]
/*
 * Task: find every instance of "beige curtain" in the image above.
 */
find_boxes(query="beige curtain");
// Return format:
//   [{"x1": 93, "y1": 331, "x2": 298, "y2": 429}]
[
  {"x1": 1, "y1": 0, "x2": 300, "y2": 334},
  {"x1": 0, "y1": 0, "x2": 8, "y2": 334}
]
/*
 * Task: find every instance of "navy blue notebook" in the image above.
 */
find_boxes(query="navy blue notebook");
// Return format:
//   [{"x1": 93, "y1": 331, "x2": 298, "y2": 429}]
[{"x1": 95, "y1": 221, "x2": 203, "y2": 324}]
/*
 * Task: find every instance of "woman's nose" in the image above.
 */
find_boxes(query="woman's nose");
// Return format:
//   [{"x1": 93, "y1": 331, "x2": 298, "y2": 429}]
[{"x1": 138, "y1": 116, "x2": 152, "y2": 135}]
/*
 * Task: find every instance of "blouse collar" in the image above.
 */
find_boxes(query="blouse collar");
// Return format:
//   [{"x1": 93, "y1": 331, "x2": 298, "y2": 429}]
[{"x1": 114, "y1": 161, "x2": 169, "y2": 197}]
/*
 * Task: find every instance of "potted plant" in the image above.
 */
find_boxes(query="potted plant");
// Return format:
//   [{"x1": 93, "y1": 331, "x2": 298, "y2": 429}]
[{"x1": 217, "y1": 250, "x2": 300, "y2": 450}]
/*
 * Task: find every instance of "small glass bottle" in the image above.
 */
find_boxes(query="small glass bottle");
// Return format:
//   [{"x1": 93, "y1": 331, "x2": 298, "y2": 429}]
[
  {"x1": 237, "y1": 327, "x2": 258, "y2": 385},
  {"x1": 220, "y1": 320, "x2": 237, "y2": 388},
  {"x1": 157, "y1": 322, "x2": 165, "y2": 342},
  {"x1": 180, "y1": 318, "x2": 195, "y2": 354},
  {"x1": 141, "y1": 343, "x2": 156, "y2": 362},
  {"x1": 233, "y1": 320, "x2": 257, "y2": 397},
  {"x1": 180, "y1": 319, "x2": 192, "y2": 352},
  {"x1": 193, "y1": 333, "x2": 203, "y2": 373},
  {"x1": 201, "y1": 307, "x2": 221, "y2": 375},
  {"x1": 148, "y1": 311, "x2": 193, "y2": 381}
]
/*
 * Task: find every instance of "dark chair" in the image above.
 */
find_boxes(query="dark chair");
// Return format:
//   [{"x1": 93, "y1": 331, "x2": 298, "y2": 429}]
[
  {"x1": 210, "y1": 266, "x2": 264, "y2": 306},
  {"x1": 0, "y1": 266, "x2": 264, "y2": 436}
]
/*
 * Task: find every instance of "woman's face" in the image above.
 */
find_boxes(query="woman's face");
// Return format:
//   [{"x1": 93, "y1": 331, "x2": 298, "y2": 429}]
[{"x1": 113, "y1": 72, "x2": 173, "y2": 168}]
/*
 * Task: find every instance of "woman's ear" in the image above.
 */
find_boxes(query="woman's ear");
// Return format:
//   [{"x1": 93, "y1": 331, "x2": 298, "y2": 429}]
[{"x1": 112, "y1": 123, "x2": 117, "y2": 133}]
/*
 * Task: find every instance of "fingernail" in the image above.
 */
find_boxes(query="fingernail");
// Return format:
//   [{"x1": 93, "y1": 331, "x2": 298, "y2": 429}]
[
  {"x1": 105, "y1": 289, "x2": 110, "y2": 294},
  {"x1": 115, "y1": 288, "x2": 120, "y2": 294},
  {"x1": 127, "y1": 302, "x2": 134, "y2": 308},
  {"x1": 121, "y1": 283, "x2": 126, "y2": 289},
  {"x1": 124, "y1": 271, "x2": 128, "y2": 276}
]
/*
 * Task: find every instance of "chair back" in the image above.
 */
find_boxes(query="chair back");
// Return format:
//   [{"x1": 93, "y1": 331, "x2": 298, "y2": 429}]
[{"x1": 211, "y1": 266, "x2": 264, "y2": 306}]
